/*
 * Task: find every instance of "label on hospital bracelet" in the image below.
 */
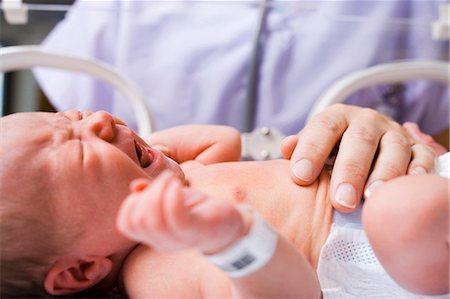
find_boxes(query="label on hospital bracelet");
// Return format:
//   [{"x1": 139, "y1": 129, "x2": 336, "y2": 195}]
[{"x1": 205, "y1": 207, "x2": 278, "y2": 278}]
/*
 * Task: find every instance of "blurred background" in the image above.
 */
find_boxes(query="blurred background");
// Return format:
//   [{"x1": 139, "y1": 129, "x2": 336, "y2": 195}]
[
  {"x1": 1, "y1": 0, "x2": 448, "y2": 148},
  {"x1": 1, "y1": 0, "x2": 74, "y2": 115}
]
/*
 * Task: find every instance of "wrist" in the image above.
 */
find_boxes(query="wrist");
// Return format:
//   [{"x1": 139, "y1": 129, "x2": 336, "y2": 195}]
[
  {"x1": 201, "y1": 205, "x2": 252, "y2": 255},
  {"x1": 204, "y1": 205, "x2": 278, "y2": 278}
]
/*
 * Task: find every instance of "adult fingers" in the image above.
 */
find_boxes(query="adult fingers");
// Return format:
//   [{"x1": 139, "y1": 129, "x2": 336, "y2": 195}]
[
  {"x1": 407, "y1": 143, "x2": 437, "y2": 175},
  {"x1": 402, "y1": 122, "x2": 443, "y2": 172},
  {"x1": 403, "y1": 122, "x2": 447, "y2": 155},
  {"x1": 280, "y1": 135, "x2": 298, "y2": 159},
  {"x1": 403, "y1": 122, "x2": 428, "y2": 142},
  {"x1": 329, "y1": 119, "x2": 383, "y2": 211},
  {"x1": 289, "y1": 106, "x2": 348, "y2": 185},
  {"x1": 363, "y1": 131, "x2": 412, "y2": 200}
]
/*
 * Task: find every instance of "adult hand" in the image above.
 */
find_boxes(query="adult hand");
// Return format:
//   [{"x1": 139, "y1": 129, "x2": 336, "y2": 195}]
[
  {"x1": 280, "y1": 104, "x2": 437, "y2": 213},
  {"x1": 403, "y1": 122, "x2": 447, "y2": 155}
]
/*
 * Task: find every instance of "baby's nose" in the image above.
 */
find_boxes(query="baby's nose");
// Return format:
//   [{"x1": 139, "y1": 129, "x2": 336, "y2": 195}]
[{"x1": 83, "y1": 111, "x2": 115, "y2": 141}]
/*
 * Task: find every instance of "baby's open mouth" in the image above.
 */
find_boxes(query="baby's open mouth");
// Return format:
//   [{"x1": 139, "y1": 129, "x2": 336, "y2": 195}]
[{"x1": 134, "y1": 140, "x2": 152, "y2": 168}]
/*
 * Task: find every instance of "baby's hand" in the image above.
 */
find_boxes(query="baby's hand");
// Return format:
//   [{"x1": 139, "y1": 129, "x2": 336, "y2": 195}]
[{"x1": 117, "y1": 171, "x2": 245, "y2": 254}]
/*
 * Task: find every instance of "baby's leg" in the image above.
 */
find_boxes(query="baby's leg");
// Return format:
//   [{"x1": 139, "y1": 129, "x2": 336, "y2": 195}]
[{"x1": 362, "y1": 174, "x2": 449, "y2": 295}]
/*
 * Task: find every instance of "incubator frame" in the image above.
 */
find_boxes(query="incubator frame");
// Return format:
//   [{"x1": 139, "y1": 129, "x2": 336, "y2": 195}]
[
  {"x1": 0, "y1": 45, "x2": 448, "y2": 160},
  {"x1": 0, "y1": 45, "x2": 153, "y2": 137},
  {"x1": 0, "y1": 0, "x2": 449, "y2": 160}
]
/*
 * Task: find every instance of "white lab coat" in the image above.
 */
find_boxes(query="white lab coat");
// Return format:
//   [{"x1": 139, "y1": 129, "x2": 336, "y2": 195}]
[{"x1": 35, "y1": 0, "x2": 449, "y2": 134}]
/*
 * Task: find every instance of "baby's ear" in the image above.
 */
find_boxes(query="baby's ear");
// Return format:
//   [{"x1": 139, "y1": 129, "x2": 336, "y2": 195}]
[{"x1": 44, "y1": 255, "x2": 112, "y2": 296}]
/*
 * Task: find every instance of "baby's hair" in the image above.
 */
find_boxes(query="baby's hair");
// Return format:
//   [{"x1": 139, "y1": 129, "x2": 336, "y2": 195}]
[
  {"x1": 0, "y1": 169, "x2": 60, "y2": 298},
  {"x1": 0, "y1": 128, "x2": 81, "y2": 298}
]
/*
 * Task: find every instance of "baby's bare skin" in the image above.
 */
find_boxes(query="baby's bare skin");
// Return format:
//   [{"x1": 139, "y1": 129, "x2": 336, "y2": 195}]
[{"x1": 120, "y1": 159, "x2": 333, "y2": 298}]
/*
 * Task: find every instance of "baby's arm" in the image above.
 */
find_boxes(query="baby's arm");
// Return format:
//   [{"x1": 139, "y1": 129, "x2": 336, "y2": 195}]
[
  {"x1": 362, "y1": 174, "x2": 449, "y2": 295},
  {"x1": 144, "y1": 125, "x2": 241, "y2": 168},
  {"x1": 117, "y1": 171, "x2": 321, "y2": 299}
]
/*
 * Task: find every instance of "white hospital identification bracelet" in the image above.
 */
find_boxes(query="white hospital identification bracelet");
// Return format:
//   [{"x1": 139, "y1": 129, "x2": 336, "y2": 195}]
[{"x1": 205, "y1": 206, "x2": 278, "y2": 278}]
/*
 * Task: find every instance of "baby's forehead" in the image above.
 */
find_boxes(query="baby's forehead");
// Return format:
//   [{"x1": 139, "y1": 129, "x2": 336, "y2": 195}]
[
  {"x1": 3, "y1": 111, "x2": 57, "y2": 129},
  {"x1": 1, "y1": 113, "x2": 61, "y2": 191},
  {"x1": 1, "y1": 112, "x2": 67, "y2": 160}
]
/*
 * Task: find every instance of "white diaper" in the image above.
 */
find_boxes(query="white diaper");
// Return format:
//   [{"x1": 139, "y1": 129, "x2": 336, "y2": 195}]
[
  {"x1": 317, "y1": 152, "x2": 450, "y2": 299},
  {"x1": 436, "y1": 152, "x2": 449, "y2": 179}
]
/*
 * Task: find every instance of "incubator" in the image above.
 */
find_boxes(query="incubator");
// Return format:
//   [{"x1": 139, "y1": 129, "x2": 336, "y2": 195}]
[
  {"x1": 1, "y1": 0, "x2": 449, "y2": 160},
  {"x1": 1, "y1": 2, "x2": 449, "y2": 299}
]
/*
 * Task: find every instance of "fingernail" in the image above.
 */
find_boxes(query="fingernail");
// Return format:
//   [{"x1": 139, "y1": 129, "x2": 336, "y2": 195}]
[
  {"x1": 335, "y1": 183, "x2": 357, "y2": 208},
  {"x1": 293, "y1": 159, "x2": 313, "y2": 181},
  {"x1": 411, "y1": 166, "x2": 427, "y2": 175},
  {"x1": 364, "y1": 180, "x2": 384, "y2": 199}
]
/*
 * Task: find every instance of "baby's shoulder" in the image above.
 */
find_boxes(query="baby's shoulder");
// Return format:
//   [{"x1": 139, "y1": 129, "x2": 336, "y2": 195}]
[{"x1": 120, "y1": 245, "x2": 232, "y2": 298}]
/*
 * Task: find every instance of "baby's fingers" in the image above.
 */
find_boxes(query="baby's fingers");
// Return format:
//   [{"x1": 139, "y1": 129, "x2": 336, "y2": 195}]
[
  {"x1": 116, "y1": 172, "x2": 181, "y2": 249},
  {"x1": 166, "y1": 187, "x2": 244, "y2": 254}
]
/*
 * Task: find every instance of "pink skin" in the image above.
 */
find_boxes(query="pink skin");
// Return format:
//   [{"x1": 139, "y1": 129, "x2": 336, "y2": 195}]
[
  {"x1": 363, "y1": 174, "x2": 449, "y2": 295},
  {"x1": 363, "y1": 124, "x2": 448, "y2": 295},
  {"x1": 45, "y1": 110, "x2": 185, "y2": 295},
  {"x1": 116, "y1": 119, "x2": 446, "y2": 262},
  {"x1": 282, "y1": 120, "x2": 444, "y2": 202},
  {"x1": 4, "y1": 111, "x2": 445, "y2": 296},
  {"x1": 281, "y1": 105, "x2": 442, "y2": 212},
  {"x1": 403, "y1": 122, "x2": 447, "y2": 155},
  {"x1": 2, "y1": 110, "x2": 185, "y2": 295},
  {"x1": 117, "y1": 171, "x2": 248, "y2": 255}
]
